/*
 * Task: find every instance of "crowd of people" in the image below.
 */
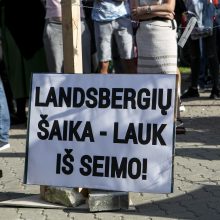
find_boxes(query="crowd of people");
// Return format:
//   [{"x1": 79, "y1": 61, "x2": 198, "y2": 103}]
[{"x1": 0, "y1": 0, "x2": 220, "y2": 151}]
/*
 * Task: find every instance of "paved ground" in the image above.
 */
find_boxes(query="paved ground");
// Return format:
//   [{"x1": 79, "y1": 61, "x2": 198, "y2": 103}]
[{"x1": 1, "y1": 78, "x2": 220, "y2": 220}]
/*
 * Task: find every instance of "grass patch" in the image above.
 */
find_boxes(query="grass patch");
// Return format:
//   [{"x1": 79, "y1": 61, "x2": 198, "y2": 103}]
[{"x1": 179, "y1": 66, "x2": 191, "y2": 74}]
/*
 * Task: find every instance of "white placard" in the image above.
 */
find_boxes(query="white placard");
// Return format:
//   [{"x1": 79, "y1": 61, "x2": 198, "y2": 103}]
[
  {"x1": 178, "y1": 17, "x2": 197, "y2": 48},
  {"x1": 24, "y1": 73, "x2": 176, "y2": 193}
]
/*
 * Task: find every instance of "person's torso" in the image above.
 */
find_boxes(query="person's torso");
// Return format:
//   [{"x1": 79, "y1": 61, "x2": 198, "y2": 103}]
[
  {"x1": 45, "y1": 0, "x2": 85, "y2": 19},
  {"x1": 92, "y1": 0, "x2": 130, "y2": 21},
  {"x1": 185, "y1": 0, "x2": 216, "y2": 39},
  {"x1": 45, "y1": 0, "x2": 62, "y2": 18}
]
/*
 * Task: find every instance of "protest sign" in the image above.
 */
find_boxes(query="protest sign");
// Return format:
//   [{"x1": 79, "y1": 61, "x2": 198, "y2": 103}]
[{"x1": 24, "y1": 73, "x2": 176, "y2": 193}]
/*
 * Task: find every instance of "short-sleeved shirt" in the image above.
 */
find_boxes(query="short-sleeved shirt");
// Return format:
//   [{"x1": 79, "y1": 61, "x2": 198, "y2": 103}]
[{"x1": 92, "y1": 0, "x2": 130, "y2": 22}]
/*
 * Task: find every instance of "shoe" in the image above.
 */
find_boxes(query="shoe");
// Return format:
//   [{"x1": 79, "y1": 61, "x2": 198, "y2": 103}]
[
  {"x1": 176, "y1": 119, "x2": 186, "y2": 135},
  {"x1": 179, "y1": 104, "x2": 185, "y2": 112},
  {"x1": 0, "y1": 141, "x2": 10, "y2": 151},
  {"x1": 181, "y1": 87, "x2": 200, "y2": 99},
  {"x1": 209, "y1": 88, "x2": 220, "y2": 99},
  {"x1": 179, "y1": 100, "x2": 185, "y2": 112}
]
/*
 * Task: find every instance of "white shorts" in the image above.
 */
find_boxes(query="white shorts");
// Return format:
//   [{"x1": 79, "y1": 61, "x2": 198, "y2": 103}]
[{"x1": 94, "y1": 17, "x2": 135, "y2": 62}]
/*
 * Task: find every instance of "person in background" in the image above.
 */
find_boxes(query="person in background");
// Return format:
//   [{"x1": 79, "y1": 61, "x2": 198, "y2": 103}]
[
  {"x1": 181, "y1": 0, "x2": 219, "y2": 99},
  {"x1": 0, "y1": 29, "x2": 10, "y2": 151},
  {"x1": 0, "y1": 26, "x2": 16, "y2": 124},
  {"x1": 41, "y1": 0, "x2": 89, "y2": 206},
  {"x1": 131, "y1": 0, "x2": 177, "y2": 74},
  {"x1": 82, "y1": 0, "x2": 99, "y2": 72},
  {"x1": 0, "y1": 0, "x2": 48, "y2": 125},
  {"x1": 92, "y1": 0, "x2": 136, "y2": 74},
  {"x1": 0, "y1": 78, "x2": 10, "y2": 151},
  {"x1": 43, "y1": 0, "x2": 91, "y2": 73}
]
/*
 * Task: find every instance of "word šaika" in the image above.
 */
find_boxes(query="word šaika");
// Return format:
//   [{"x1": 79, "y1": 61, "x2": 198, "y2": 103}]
[{"x1": 35, "y1": 87, "x2": 173, "y2": 115}]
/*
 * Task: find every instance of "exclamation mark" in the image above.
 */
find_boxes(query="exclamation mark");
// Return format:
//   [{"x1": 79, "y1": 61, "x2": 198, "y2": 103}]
[{"x1": 142, "y1": 158, "x2": 147, "y2": 180}]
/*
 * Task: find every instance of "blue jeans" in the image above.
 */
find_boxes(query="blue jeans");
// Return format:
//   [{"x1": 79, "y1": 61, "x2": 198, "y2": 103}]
[{"x1": 0, "y1": 78, "x2": 10, "y2": 143}]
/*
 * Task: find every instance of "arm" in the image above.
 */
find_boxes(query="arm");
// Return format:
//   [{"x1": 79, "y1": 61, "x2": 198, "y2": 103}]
[
  {"x1": 130, "y1": 0, "x2": 138, "y2": 9},
  {"x1": 131, "y1": 0, "x2": 175, "y2": 20}
]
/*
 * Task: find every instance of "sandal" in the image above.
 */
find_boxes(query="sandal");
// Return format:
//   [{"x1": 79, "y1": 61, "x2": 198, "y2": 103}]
[{"x1": 176, "y1": 118, "x2": 186, "y2": 135}]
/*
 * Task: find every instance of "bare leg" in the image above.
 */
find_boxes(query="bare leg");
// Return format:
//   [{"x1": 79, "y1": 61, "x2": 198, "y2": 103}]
[{"x1": 99, "y1": 61, "x2": 109, "y2": 74}]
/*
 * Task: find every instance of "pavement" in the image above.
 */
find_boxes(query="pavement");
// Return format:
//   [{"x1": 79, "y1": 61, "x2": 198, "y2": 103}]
[{"x1": 0, "y1": 75, "x2": 220, "y2": 220}]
